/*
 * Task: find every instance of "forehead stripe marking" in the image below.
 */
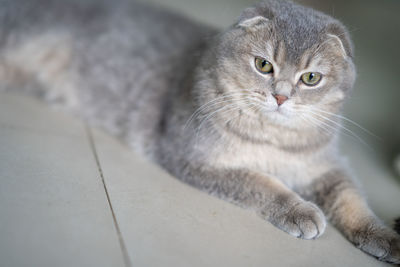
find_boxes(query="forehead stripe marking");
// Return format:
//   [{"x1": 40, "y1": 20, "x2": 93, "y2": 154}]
[
  {"x1": 304, "y1": 53, "x2": 314, "y2": 70},
  {"x1": 273, "y1": 41, "x2": 280, "y2": 62}
]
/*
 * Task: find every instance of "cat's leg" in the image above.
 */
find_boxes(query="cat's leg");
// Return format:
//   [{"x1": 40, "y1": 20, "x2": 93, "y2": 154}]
[
  {"x1": 181, "y1": 165, "x2": 326, "y2": 239},
  {"x1": 306, "y1": 169, "x2": 400, "y2": 264}
]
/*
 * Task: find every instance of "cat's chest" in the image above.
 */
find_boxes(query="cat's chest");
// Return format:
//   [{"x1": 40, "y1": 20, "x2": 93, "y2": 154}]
[{"x1": 210, "y1": 142, "x2": 331, "y2": 188}]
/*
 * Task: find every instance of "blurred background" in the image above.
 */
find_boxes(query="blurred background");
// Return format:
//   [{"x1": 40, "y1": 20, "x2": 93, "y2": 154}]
[{"x1": 141, "y1": 0, "x2": 400, "y2": 176}]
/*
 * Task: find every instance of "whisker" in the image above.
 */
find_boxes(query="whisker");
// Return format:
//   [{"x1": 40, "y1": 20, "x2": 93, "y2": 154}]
[
  {"x1": 185, "y1": 93, "x2": 244, "y2": 130},
  {"x1": 302, "y1": 113, "x2": 337, "y2": 134},
  {"x1": 194, "y1": 105, "x2": 244, "y2": 145},
  {"x1": 194, "y1": 98, "x2": 265, "y2": 145},
  {"x1": 220, "y1": 98, "x2": 264, "y2": 129},
  {"x1": 299, "y1": 114, "x2": 332, "y2": 136},
  {"x1": 194, "y1": 100, "x2": 252, "y2": 142},
  {"x1": 184, "y1": 92, "x2": 261, "y2": 130},
  {"x1": 302, "y1": 112, "x2": 370, "y2": 147},
  {"x1": 304, "y1": 109, "x2": 368, "y2": 143},
  {"x1": 307, "y1": 106, "x2": 380, "y2": 140}
]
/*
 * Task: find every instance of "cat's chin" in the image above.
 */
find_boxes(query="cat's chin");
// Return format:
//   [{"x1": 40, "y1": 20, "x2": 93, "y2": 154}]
[
  {"x1": 262, "y1": 107, "x2": 299, "y2": 128},
  {"x1": 266, "y1": 113, "x2": 293, "y2": 126}
]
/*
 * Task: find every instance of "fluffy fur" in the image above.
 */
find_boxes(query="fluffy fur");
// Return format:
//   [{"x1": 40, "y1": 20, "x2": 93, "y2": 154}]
[{"x1": 0, "y1": 0, "x2": 399, "y2": 264}]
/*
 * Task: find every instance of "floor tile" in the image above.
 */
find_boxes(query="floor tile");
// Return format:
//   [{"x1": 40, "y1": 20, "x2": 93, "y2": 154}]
[
  {"x1": 0, "y1": 93, "x2": 82, "y2": 137},
  {"x1": 0, "y1": 95, "x2": 126, "y2": 267}
]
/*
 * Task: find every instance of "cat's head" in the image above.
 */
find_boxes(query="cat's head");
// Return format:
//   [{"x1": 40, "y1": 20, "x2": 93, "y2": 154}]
[{"x1": 197, "y1": 0, "x2": 356, "y2": 145}]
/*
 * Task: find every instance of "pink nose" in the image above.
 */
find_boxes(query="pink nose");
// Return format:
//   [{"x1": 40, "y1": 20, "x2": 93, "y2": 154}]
[{"x1": 273, "y1": 94, "x2": 288, "y2": 106}]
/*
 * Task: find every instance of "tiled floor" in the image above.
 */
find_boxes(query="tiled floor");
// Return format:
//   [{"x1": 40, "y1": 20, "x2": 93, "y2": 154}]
[{"x1": 1, "y1": 93, "x2": 399, "y2": 267}]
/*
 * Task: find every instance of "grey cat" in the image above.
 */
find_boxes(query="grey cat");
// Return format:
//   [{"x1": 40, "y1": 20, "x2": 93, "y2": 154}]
[{"x1": 1, "y1": 0, "x2": 399, "y2": 264}]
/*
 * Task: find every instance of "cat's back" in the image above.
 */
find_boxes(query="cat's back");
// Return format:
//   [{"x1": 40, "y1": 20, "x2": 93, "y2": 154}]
[
  {"x1": 1, "y1": 0, "x2": 209, "y2": 47},
  {"x1": 1, "y1": 0, "x2": 211, "y2": 89},
  {"x1": 0, "y1": 0, "x2": 214, "y2": 154}
]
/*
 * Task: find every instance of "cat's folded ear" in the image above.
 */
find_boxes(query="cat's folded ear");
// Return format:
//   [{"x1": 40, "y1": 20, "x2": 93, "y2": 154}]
[
  {"x1": 238, "y1": 16, "x2": 269, "y2": 29},
  {"x1": 326, "y1": 23, "x2": 354, "y2": 58},
  {"x1": 236, "y1": 6, "x2": 272, "y2": 31}
]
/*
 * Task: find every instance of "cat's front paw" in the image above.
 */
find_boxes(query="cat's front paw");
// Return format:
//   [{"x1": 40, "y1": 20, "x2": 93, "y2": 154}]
[
  {"x1": 271, "y1": 201, "x2": 326, "y2": 240},
  {"x1": 354, "y1": 225, "x2": 400, "y2": 264}
]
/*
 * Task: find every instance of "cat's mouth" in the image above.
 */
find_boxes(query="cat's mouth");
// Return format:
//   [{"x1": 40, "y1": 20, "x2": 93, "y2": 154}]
[
  {"x1": 259, "y1": 102, "x2": 298, "y2": 125},
  {"x1": 261, "y1": 101, "x2": 289, "y2": 115},
  {"x1": 267, "y1": 107, "x2": 290, "y2": 117}
]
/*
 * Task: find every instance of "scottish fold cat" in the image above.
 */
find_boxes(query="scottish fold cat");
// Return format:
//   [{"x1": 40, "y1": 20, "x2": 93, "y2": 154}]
[{"x1": 0, "y1": 0, "x2": 399, "y2": 263}]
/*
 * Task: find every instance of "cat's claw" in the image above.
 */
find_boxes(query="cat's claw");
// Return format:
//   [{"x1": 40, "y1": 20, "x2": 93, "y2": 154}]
[
  {"x1": 272, "y1": 201, "x2": 326, "y2": 240},
  {"x1": 355, "y1": 226, "x2": 400, "y2": 264}
]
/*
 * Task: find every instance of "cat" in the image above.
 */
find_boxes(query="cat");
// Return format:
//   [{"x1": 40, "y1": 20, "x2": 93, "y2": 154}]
[{"x1": 0, "y1": 0, "x2": 399, "y2": 264}]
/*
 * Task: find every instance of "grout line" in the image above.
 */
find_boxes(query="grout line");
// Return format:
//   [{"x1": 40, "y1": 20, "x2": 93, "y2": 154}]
[{"x1": 85, "y1": 125, "x2": 132, "y2": 267}]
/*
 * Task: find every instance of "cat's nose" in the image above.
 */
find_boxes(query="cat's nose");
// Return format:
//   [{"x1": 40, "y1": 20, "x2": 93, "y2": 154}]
[{"x1": 273, "y1": 94, "x2": 288, "y2": 106}]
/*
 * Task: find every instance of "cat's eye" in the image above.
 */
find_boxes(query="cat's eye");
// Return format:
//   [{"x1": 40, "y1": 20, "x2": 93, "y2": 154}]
[
  {"x1": 255, "y1": 57, "x2": 273, "y2": 74},
  {"x1": 301, "y1": 72, "x2": 322, "y2": 86}
]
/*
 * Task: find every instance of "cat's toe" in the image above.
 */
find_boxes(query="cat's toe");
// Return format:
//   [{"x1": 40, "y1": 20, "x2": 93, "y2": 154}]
[
  {"x1": 378, "y1": 236, "x2": 400, "y2": 264},
  {"x1": 293, "y1": 202, "x2": 326, "y2": 239},
  {"x1": 355, "y1": 226, "x2": 400, "y2": 264},
  {"x1": 273, "y1": 201, "x2": 326, "y2": 240}
]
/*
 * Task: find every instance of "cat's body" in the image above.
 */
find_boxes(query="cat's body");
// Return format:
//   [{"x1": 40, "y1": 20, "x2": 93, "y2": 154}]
[
  {"x1": 1, "y1": 0, "x2": 399, "y2": 264},
  {"x1": 0, "y1": 0, "x2": 213, "y2": 157}
]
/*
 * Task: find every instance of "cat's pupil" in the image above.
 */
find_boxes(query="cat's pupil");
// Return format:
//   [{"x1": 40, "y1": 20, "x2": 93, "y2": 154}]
[
  {"x1": 309, "y1": 73, "x2": 315, "y2": 80},
  {"x1": 261, "y1": 60, "x2": 266, "y2": 67}
]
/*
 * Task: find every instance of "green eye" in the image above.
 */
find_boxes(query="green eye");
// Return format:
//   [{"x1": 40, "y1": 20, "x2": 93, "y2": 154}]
[
  {"x1": 255, "y1": 57, "x2": 273, "y2": 74},
  {"x1": 301, "y1": 72, "x2": 322, "y2": 86}
]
